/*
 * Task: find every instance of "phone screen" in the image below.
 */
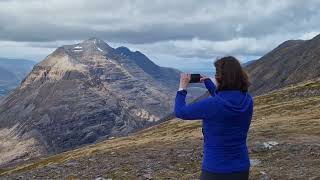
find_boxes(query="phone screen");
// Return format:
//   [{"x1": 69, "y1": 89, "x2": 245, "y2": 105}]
[{"x1": 189, "y1": 74, "x2": 201, "y2": 83}]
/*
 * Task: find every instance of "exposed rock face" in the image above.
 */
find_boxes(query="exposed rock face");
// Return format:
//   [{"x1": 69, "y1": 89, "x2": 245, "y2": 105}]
[
  {"x1": 245, "y1": 34, "x2": 320, "y2": 95},
  {"x1": 0, "y1": 38, "x2": 181, "y2": 157},
  {"x1": 0, "y1": 125, "x2": 45, "y2": 166}
]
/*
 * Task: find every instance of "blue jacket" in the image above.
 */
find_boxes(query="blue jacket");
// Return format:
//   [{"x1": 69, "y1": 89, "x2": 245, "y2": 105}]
[{"x1": 175, "y1": 79, "x2": 253, "y2": 173}]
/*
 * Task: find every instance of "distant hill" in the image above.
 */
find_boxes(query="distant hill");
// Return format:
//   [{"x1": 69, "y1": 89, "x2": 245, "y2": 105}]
[
  {"x1": 245, "y1": 34, "x2": 320, "y2": 95},
  {"x1": 1, "y1": 78, "x2": 319, "y2": 179},
  {"x1": 115, "y1": 47, "x2": 180, "y2": 88},
  {"x1": 0, "y1": 66, "x2": 17, "y2": 82},
  {"x1": 0, "y1": 58, "x2": 35, "y2": 79},
  {"x1": 0, "y1": 58, "x2": 35, "y2": 96}
]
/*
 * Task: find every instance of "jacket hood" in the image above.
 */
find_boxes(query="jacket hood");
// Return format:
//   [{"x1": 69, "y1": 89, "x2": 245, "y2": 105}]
[{"x1": 215, "y1": 90, "x2": 252, "y2": 113}]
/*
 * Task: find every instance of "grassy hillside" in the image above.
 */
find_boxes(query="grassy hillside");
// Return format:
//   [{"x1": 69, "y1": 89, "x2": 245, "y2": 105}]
[
  {"x1": 1, "y1": 80, "x2": 320, "y2": 179},
  {"x1": 245, "y1": 34, "x2": 320, "y2": 96}
]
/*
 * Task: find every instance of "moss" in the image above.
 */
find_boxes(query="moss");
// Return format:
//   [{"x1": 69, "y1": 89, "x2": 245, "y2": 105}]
[
  {"x1": 0, "y1": 154, "x2": 68, "y2": 175},
  {"x1": 66, "y1": 174, "x2": 79, "y2": 180},
  {"x1": 171, "y1": 123, "x2": 201, "y2": 135}
]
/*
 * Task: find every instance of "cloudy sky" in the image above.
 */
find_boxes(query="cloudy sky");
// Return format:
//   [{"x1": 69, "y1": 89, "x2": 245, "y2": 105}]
[{"x1": 0, "y1": 0, "x2": 320, "y2": 71}]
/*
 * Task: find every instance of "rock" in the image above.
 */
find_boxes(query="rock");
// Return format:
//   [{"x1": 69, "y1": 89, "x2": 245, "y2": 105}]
[
  {"x1": 252, "y1": 143, "x2": 267, "y2": 152},
  {"x1": 95, "y1": 177, "x2": 108, "y2": 180},
  {"x1": 64, "y1": 161, "x2": 79, "y2": 167},
  {"x1": 252, "y1": 141, "x2": 279, "y2": 152},
  {"x1": 309, "y1": 177, "x2": 320, "y2": 180},
  {"x1": 263, "y1": 141, "x2": 279, "y2": 149},
  {"x1": 259, "y1": 171, "x2": 269, "y2": 180},
  {"x1": 250, "y1": 158, "x2": 261, "y2": 166},
  {"x1": 89, "y1": 158, "x2": 96, "y2": 161},
  {"x1": 142, "y1": 173, "x2": 152, "y2": 179}
]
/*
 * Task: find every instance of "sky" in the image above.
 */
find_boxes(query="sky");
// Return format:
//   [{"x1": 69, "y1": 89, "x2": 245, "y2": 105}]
[{"x1": 0, "y1": 0, "x2": 320, "y2": 71}]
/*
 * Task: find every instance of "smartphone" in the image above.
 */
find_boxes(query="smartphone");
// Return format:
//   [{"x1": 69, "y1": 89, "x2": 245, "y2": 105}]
[{"x1": 189, "y1": 74, "x2": 201, "y2": 83}]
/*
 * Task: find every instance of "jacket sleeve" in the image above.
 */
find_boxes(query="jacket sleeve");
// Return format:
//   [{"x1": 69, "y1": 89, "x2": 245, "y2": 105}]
[
  {"x1": 174, "y1": 89, "x2": 213, "y2": 120},
  {"x1": 204, "y1": 78, "x2": 217, "y2": 96}
]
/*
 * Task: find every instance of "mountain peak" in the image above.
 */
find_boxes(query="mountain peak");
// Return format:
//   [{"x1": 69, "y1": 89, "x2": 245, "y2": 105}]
[
  {"x1": 60, "y1": 37, "x2": 114, "y2": 55},
  {"x1": 115, "y1": 46, "x2": 145, "y2": 57},
  {"x1": 81, "y1": 37, "x2": 109, "y2": 46},
  {"x1": 310, "y1": 33, "x2": 320, "y2": 41},
  {"x1": 84, "y1": 37, "x2": 105, "y2": 42},
  {"x1": 116, "y1": 46, "x2": 131, "y2": 54}
]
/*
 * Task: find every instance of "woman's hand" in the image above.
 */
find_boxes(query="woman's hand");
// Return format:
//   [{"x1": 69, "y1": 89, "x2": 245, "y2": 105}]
[
  {"x1": 179, "y1": 73, "x2": 191, "y2": 89},
  {"x1": 200, "y1": 74, "x2": 210, "y2": 83}
]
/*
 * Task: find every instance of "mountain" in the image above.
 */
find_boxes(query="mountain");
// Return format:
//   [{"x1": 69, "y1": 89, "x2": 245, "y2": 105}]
[
  {"x1": 242, "y1": 59, "x2": 257, "y2": 67},
  {"x1": 115, "y1": 47, "x2": 180, "y2": 88},
  {"x1": 0, "y1": 58, "x2": 35, "y2": 96},
  {"x1": 0, "y1": 38, "x2": 188, "y2": 165},
  {"x1": 1, "y1": 79, "x2": 319, "y2": 179},
  {"x1": 245, "y1": 34, "x2": 320, "y2": 95}
]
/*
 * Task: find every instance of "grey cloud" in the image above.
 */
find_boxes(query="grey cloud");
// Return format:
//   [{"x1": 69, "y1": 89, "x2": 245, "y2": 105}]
[
  {"x1": 1, "y1": 0, "x2": 320, "y2": 43},
  {"x1": 0, "y1": 0, "x2": 320, "y2": 62}
]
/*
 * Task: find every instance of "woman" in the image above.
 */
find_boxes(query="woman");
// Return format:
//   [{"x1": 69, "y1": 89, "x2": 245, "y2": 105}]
[{"x1": 175, "y1": 56, "x2": 253, "y2": 180}]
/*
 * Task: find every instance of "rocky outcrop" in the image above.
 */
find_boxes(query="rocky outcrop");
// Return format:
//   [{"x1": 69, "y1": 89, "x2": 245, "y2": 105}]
[{"x1": 0, "y1": 38, "x2": 182, "y2": 159}]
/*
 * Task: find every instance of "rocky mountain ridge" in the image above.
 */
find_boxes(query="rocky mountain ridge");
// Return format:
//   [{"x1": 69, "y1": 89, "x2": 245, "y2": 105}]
[
  {"x1": 0, "y1": 38, "x2": 185, "y2": 165},
  {"x1": 246, "y1": 34, "x2": 320, "y2": 95}
]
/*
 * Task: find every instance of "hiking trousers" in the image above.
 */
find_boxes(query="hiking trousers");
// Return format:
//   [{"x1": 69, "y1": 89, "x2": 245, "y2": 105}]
[{"x1": 200, "y1": 169, "x2": 249, "y2": 180}]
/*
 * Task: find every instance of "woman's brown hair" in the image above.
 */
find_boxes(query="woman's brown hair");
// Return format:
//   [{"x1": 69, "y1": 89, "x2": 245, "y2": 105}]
[{"x1": 214, "y1": 56, "x2": 250, "y2": 92}]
